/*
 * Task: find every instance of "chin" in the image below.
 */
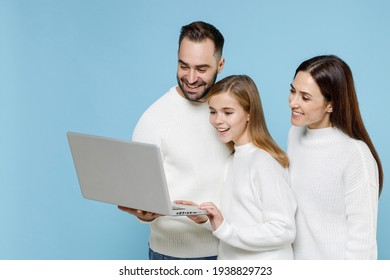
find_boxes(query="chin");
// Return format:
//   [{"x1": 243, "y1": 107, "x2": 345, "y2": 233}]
[
  {"x1": 218, "y1": 137, "x2": 231, "y2": 144},
  {"x1": 291, "y1": 120, "x2": 303, "y2": 127}
]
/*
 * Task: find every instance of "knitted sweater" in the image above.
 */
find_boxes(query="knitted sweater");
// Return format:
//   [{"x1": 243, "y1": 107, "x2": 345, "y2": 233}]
[
  {"x1": 214, "y1": 142, "x2": 297, "y2": 260},
  {"x1": 287, "y1": 125, "x2": 379, "y2": 259},
  {"x1": 132, "y1": 86, "x2": 230, "y2": 258}
]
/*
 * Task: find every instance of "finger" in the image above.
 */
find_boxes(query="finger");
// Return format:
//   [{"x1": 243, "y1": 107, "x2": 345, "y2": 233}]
[
  {"x1": 199, "y1": 202, "x2": 216, "y2": 208},
  {"x1": 202, "y1": 206, "x2": 221, "y2": 217},
  {"x1": 199, "y1": 204, "x2": 217, "y2": 211},
  {"x1": 137, "y1": 210, "x2": 153, "y2": 216},
  {"x1": 142, "y1": 211, "x2": 161, "y2": 218},
  {"x1": 144, "y1": 211, "x2": 157, "y2": 217},
  {"x1": 118, "y1": 206, "x2": 137, "y2": 214},
  {"x1": 187, "y1": 214, "x2": 208, "y2": 224},
  {"x1": 174, "y1": 200, "x2": 198, "y2": 206}
]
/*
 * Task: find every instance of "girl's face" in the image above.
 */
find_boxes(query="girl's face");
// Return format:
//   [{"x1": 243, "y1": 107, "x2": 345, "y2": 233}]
[
  {"x1": 289, "y1": 71, "x2": 333, "y2": 129},
  {"x1": 209, "y1": 92, "x2": 250, "y2": 146}
]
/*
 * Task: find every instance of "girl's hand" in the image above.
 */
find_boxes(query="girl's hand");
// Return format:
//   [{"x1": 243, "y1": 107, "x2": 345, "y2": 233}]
[
  {"x1": 174, "y1": 200, "x2": 208, "y2": 224},
  {"x1": 200, "y1": 202, "x2": 224, "y2": 231}
]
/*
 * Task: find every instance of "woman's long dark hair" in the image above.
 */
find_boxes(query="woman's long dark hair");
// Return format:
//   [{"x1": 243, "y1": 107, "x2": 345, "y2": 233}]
[{"x1": 295, "y1": 55, "x2": 383, "y2": 196}]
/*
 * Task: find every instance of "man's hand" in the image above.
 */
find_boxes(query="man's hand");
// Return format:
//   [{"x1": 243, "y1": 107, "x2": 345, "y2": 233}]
[{"x1": 118, "y1": 206, "x2": 161, "y2": 222}]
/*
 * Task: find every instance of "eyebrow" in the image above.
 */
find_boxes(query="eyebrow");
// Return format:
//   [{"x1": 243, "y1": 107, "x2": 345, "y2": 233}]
[
  {"x1": 178, "y1": 59, "x2": 211, "y2": 69},
  {"x1": 209, "y1": 105, "x2": 235, "y2": 111},
  {"x1": 290, "y1": 83, "x2": 312, "y2": 97}
]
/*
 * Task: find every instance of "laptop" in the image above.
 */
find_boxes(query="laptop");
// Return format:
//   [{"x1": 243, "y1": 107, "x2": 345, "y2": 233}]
[{"x1": 67, "y1": 132, "x2": 207, "y2": 216}]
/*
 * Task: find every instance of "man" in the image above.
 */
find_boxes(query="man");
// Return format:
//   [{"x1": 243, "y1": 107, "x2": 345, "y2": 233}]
[{"x1": 119, "y1": 21, "x2": 230, "y2": 260}]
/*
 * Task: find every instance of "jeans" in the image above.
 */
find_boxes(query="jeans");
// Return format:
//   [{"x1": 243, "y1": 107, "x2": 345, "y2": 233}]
[{"x1": 149, "y1": 247, "x2": 217, "y2": 260}]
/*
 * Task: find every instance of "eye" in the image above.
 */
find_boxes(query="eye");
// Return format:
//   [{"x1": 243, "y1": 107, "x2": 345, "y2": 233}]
[
  {"x1": 302, "y1": 95, "x2": 310, "y2": 101},
  {"x1": 290, "y1": 88, "x2": 296, "y2": 94},
  {"x1": 197, "y1": 68, "x2": 207, "y2": 73},
  {"x1": 209, "y1": 110, "x2": 216, "y2": 115},
  {"x1": 224, "y1": 111, "x2": 233, "y2": 116}
]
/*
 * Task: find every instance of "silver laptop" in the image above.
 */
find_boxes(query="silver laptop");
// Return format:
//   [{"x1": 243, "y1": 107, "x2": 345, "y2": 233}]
[{"x1": 67, "y1": 132, "x2": 207, "y2": 216}]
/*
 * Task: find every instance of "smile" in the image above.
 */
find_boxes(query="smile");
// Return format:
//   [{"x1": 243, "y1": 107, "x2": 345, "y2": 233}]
[
  {"x1": 292, "y1": 111, "x2": 303, "y2": 117},
  {"x1": 187, "y1": 84, "x2": 201, "y2": 89},
  {"x1": 216, "y1": 127, "x2": 230, "y2": 133},
  {"x1": 185, "y1": 84, "x2": 203, "y2": 92}
]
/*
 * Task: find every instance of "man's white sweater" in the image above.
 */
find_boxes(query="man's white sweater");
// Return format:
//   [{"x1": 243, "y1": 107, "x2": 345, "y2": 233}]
[{"x1": 132, "y1": 86, "x2": 230, "y2": 258}]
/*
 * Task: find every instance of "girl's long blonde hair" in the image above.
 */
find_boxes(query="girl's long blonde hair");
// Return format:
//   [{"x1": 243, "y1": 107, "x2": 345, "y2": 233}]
[{"x1": 207, "y1": 75, "x2": 289, "y2": 168}]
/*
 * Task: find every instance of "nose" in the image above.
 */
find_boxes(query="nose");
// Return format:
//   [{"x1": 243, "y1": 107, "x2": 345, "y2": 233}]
[
  {"x1": 187, "y1": 69, "x2": 198, "y2": 84},
  {"x1": 289, "y1": 93, "x2": 299, "y2": 108},
  {"x1": 210, "y1": 112, "x2": 223, "y2": 125},
  {"x1": 216, "y1": 112, "x2": 226, "y2": 125}
]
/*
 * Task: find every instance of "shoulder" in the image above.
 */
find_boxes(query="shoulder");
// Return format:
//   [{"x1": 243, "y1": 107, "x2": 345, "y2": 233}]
[
  {"x1": 138, "y1": 86, "x2": 178, "y2": 117},
  {"x1": 250, "y1": 146, "x2": 286, "y2": 173},
  {"x1": 337, "y1": 131, "x2": 373, "y2": 159},
  {"x1": 246, "y1": 147, "x2": 289, "y2": 186},
  {"x1": 132, "y1": 86, "x2": 177, "y2": 143},
  {"x1": 349, "y1": 139, "x2": 377, "y2": 169},
  {"x1": 251, "y1": 147, "x2": 275, "y2": 162},
  {"x1": 342, "y1": 137, "x2": 379, "y2": 188},
  {"x1": 326, "y1": 130, "x2": 376, "y2": 172}
]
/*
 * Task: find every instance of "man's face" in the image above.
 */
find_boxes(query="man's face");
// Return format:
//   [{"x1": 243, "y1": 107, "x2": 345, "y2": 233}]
[{"x1": 177, "y1": 37, "x2": 224, "y2": 102}]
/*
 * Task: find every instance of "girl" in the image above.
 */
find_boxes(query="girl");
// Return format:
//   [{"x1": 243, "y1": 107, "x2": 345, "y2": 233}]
[
  {"x1": 288, "y1": 55, "x2": 383, "y2": 259},
  {"x1": 179, "y1": 75, "x2": 296, "y2": 259}
]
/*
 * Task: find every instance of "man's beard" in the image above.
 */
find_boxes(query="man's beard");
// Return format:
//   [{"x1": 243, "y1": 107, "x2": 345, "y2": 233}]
[{"x1": 177, "y1": 71, "x2": 218, "y2": 102}]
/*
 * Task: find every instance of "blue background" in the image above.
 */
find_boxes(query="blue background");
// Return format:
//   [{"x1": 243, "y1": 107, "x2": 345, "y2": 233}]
[{"x1": 1, "y1": 0, "x2": 389, "y2": 259}]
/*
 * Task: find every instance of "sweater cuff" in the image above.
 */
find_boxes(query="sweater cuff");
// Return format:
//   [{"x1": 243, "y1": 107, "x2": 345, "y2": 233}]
[{"x1": 213, "y1": 220, "x2": 232, "y2": 240}]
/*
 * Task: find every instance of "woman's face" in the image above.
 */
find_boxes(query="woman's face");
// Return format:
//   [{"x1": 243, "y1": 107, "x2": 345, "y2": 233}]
[
  {"x1": 209, "y1": 92, "x2": 250, "y2": 146},
  {"x1": 289, "y1": 71, "x2": 333, "y2": 129}
]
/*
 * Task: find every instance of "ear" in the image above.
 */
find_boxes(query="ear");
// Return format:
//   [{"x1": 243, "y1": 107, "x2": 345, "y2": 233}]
[
  {"x1": 217, "y1": 57, "x2": 225, "y2": 73},
  {"x1": 326, "y1": 103, "x2": 333, "y2": 113}
]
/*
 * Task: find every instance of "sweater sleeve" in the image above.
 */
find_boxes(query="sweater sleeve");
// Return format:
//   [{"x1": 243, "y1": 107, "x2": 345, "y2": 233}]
[
  {"x1": 213, "y1": 158, "x2": 296, "y2": 251},
  {"x1": 344, "y1": 142, "x2": 379, "y2": 259},
  {"x1": 132, "y1": 98, "x2": 173, "y2": 161},
  {"x1": 132, "y1": 110, "x2": 162, "y2": 146}
]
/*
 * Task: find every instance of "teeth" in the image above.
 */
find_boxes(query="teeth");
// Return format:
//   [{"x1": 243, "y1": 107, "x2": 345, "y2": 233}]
[
  {"x1": 217, "y1": 128, "x2": 229, "y2": 132},
  {"x1": 292, "y1": 111, "x2": 303, "y2": 116},
  {"x1": 187, "y1": 83, "x2": 200, "y2": 89}
]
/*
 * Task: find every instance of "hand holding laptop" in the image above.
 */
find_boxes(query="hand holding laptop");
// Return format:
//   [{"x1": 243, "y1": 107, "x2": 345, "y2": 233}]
[
  {"x1": 174, "y1": 200, "x2": 208, "y2": 224},
  {"x1": 175, "y1": 200, "x2": 223, "y2": 231},
  {"x1": 118, "y1": 206, "x2": 161, "y2": 222}
]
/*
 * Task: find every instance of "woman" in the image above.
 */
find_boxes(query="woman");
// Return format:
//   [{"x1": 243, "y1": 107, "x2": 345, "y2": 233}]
[
  {"x1": 288, "y1": 55, "x2": 383, "y2": 259},
  {"x1": 178, "y1": 75, "x2": 297, "y2": 259}
]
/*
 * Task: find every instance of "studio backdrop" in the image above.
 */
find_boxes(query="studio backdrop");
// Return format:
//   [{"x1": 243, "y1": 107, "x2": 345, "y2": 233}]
[{"x1": 1, "y1": 0, "x2": 389, "y2": 259}]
